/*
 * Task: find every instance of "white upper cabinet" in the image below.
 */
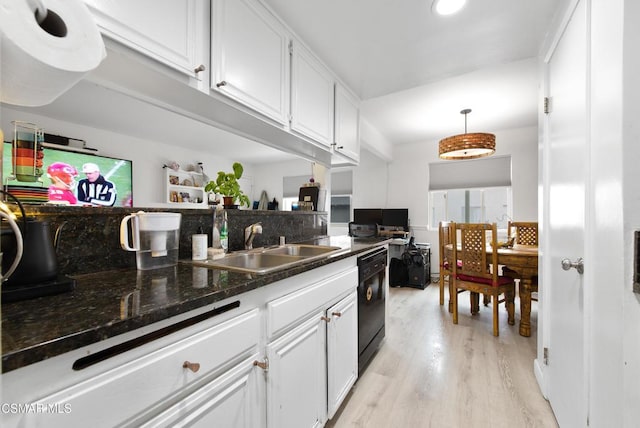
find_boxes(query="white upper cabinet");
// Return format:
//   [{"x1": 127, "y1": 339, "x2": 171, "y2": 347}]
[
  {"x1": 333, "y1": 84, "x2": 361, "y2": 165},
  {"x1": 290, "y1": 40, "x2": 335, "y2": 148},
  {"x1": 211, "y1": 0, "x2": 290, "y2": 125},
  {"x1": 83, "y1": 0, "x2": 207, "y2": 79}
]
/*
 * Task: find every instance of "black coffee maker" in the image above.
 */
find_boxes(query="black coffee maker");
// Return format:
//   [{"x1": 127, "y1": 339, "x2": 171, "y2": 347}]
[{"x1": 1, "y1": 218, "x2": 75, "y2": 302}]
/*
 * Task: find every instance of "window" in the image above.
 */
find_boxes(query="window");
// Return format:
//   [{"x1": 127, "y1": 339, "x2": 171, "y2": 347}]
[
  {"x1": 428, "y1": 156, "x2": 512, "y2": 229},
  {"x1": 429, "y1": 187, "x2": 512, "y2": 229},
  {"x1": 331, "y1": 170, "x2": 352, "y2": 224},
  {"x1": 330, "y1": 195, "x2": 351, "y2": 223}
]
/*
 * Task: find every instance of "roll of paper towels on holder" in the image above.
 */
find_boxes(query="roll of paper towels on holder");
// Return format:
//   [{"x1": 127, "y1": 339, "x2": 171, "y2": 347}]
[{"x1": 0, "y1": 0, "x2": 106, "y2": 106}]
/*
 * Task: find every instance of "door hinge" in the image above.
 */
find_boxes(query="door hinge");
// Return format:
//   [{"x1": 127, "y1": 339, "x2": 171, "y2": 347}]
[
  {"x1": 288, "y1": 40, "x2": 293, "y2": 55},
  {"x1": 543, "y1": 347, "x2": 549, "y2": 365},
  {"x1": 544, "y1": 97, "x2": 552, "y2": 114}
]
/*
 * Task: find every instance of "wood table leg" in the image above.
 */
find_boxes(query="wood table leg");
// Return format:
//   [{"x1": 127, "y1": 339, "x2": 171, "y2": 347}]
[
  {"x1": 519, "y1": 278, "x2": 533, "y2": 337},
  {"x1": 470, "y1": 292, "x2": 480, "y2": 314}
]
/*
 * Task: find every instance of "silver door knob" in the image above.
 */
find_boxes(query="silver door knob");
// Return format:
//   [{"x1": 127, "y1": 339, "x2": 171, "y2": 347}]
[{"x1": 561, "y1": 258, "x2": 584, "y2": 274}]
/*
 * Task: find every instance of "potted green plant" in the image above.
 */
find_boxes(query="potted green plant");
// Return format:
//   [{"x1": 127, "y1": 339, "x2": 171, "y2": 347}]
[{"x1": 205, "y1": 162, "x2": 251, "y2": 208}]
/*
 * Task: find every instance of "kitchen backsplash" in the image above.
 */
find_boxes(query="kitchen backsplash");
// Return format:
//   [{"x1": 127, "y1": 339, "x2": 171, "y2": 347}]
[{"x1": 9, "y1": 206, "x2": 328, "y2": 276}]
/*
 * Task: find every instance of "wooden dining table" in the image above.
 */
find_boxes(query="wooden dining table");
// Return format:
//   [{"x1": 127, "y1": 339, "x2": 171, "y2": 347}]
[{"x1": 446, "y1": 244, "x2": 539, "y2": 337}]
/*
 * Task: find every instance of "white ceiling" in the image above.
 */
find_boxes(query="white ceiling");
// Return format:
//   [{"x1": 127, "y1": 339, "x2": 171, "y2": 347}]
[{"x1": 264, "y1": 0, "x2": 569, "y2": 146}]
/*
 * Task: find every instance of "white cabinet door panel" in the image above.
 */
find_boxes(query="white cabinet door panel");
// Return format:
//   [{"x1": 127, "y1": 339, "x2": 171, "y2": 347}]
[
  {"x1": 333, "y1": 84, "x2": 360, "y2": 164},
  {"x1": 267, "y1": 312, "x2": 327, "y2": 428},
  {"x1": 83, "y1": 0, "x2": 205, "y2": 78},
  {"x1": 291, "y1": 41, "x2": 334, "y2": 147},
  {"x1": 212, "y1": 0, "x2": 289, "y2": 125},
  {"x1": 326, "y1": 291, "x2": 358, "y2": 419}
]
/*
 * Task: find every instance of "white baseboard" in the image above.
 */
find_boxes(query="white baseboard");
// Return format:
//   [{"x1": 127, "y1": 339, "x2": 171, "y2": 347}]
[{"x1": 533, "y1": 358, "x2": 548, "y2": 399}]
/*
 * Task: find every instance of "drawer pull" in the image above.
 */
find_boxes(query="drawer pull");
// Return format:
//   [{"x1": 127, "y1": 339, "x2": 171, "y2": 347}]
[
  {"x1": 183, "y1": 361, "x2": 200, "y2": 373},
  {"x1": 253, "y1": 359, "x2": 268, "y2": 371},
  {"x1": 332, "y1": 311, "x2": 342, "y2": 317},
  {"x1": 216, "y1": 81, "x2": 227, "y2": 88},
  {"x1": 320, "y1": 316, "x2": 331, "y2": 323},
  {"x1": 194, "y1": 64, "x2": 206, "y2": 73}
]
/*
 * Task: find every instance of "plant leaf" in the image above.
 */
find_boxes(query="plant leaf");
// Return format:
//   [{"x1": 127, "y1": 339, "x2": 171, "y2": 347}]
[{"x1": 232, "y1": 162, "x2": 243, "y2": 179}]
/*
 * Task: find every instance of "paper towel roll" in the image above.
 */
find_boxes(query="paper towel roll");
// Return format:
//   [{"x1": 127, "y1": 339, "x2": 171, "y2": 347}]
[{"x1": 0, "y1": 0, "x2": 106, "y2": 106}]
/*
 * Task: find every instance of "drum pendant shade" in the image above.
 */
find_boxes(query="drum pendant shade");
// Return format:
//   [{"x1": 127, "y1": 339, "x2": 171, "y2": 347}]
[{"x1": 439, "y1": 109, "x2": 496, "y2": 160}]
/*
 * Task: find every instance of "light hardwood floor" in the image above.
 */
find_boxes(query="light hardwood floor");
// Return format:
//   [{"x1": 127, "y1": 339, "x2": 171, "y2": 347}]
[{"x1": 327, "y1": 283, "x2": 559, "y2": 428}]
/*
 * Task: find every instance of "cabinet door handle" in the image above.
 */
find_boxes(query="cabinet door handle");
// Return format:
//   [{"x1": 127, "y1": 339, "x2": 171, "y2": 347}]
[
  {"x1": 332, "y1": 311, "x2": 342, "y2": 317},
  {"x1": 253, "y1": 359, "x2": 269, "y2": 371},
  {"x1": 194, "y1": 64, "x2": 206, "y2": 74},
  {"x1": 182, "y1": 361, "x2": 200, "y2": 373},
  {"x1": 216, "y1": 81, "x2": 227, "y2": 88},
  {"x1": 320, "y1": 316, "x2": 331, "y2": 323}
]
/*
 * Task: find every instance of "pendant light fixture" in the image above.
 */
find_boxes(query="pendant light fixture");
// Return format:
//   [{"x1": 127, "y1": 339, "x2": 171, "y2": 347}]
[{"x1": 438, "y1": 109, "x2": 496, "y2": 160}]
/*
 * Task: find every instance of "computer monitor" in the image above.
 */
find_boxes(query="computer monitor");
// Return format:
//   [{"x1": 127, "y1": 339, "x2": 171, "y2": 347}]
[
  {"x1": 353, "y1": 208, "x2": 383, "y2": 225},
  {"x1": 382, "y1": 208, "x2": 409, "y2": 231}
]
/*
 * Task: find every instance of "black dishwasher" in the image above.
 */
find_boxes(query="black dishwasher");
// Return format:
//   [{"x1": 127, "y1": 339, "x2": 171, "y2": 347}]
[{"x1": 357, "y1": 246, "x2": 387, "y2": 373}]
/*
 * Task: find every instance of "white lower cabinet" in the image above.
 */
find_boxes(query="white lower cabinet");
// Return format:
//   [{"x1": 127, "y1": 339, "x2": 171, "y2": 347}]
[
  {"x1": 267, "y1": 312, "x2": 327, "y2": 428},
  {"x1": 2, "y1": 259, "x2": 361, "y2": 428},
  {"x1": 264, "y1": 265, "x2": 359, "y2": 427},
  {"x1": 4, "y1": 308, "x2": 261, "y2": 428},
  {"x1": 265, "y1": 292, "x2": 358, "y2": 428}
]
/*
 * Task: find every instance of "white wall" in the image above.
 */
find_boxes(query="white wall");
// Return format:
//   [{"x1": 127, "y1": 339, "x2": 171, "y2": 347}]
[
  {"x1": 328, "y1": 147, "x2": 390, "y2": 236},
  {"x1": 251, "y1": 158, "x2": 313, "y2": 204},
  {"x1": 0, "y1": 107, "x2": 256, "y2": 207},
  {"x1": 384, "y1": 126, "x2": 538, "y2": 268}
]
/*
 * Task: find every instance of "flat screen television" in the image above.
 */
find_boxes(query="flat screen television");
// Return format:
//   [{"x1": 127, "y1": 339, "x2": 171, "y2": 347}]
[
  {"x1": 353, "y1": 208, "x2": 410, "y2": 231},
  {"x1": 2, "y1": 141, "x2": 133, "y2": 207}
]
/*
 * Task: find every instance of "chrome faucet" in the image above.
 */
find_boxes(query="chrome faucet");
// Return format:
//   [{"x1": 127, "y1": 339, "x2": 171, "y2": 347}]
[{"x1": 244, "y1": 222, "x2": 263, "y2": 250}]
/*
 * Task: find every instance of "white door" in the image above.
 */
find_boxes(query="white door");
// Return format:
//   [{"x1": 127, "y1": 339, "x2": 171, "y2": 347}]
[{"x1": 545, "y1": 0, "x2": 587, "y2": 426}]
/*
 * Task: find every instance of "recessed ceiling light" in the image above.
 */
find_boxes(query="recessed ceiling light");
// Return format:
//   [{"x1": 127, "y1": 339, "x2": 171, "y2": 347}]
[{"x1": 432, "y1": 0, "x2": 467, "y2": 16}]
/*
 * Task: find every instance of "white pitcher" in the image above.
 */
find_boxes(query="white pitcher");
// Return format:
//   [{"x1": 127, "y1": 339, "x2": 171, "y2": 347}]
[{"x1": 120, "y1": 211, "x2": 181, "y2": 270}]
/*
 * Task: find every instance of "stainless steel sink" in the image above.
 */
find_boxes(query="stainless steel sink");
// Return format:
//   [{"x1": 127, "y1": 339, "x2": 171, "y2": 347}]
[
  {"x1": 188, "y1": 244, "x2": 343, "y2": 274},
  {"x1": 262, "y1": 244, "x2": 342, "y2": 257}
]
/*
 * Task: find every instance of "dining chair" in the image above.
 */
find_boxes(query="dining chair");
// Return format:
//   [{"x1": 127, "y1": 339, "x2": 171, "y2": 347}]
[
  {"x1": 438, "y1": 221, "x2": 454, "y2": 307},
  {"x1": 508, "y1": 221, "x2": 538, "y2": 246},
  {"x1": 451, "y1": 222, "x2": 515, "y2": 336},
  {"x1": 504, "y1": 221, "x2": 539, "y2": 300}
]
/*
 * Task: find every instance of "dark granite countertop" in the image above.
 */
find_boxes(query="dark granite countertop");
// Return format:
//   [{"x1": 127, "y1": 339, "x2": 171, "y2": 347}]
[{"x1": 1, "y1": 236, "x2": 389, "y2": 373}]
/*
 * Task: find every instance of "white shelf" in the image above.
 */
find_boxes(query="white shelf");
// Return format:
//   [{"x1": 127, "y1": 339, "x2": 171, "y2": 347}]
[{"x1": 165, "y1": 169, "x2": 207, "y2": 207}]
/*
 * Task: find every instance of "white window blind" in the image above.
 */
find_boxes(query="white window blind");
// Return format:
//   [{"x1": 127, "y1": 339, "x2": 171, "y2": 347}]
[
  {"x1": 428, "y1": 155, "x2": 512, "y2": 190},
  {"x1": 331, "y1": 170, "x2": 353, "y2": 195},
  {"x1": 283, "y1": 175, "x2": 310, "y2": 197}
]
